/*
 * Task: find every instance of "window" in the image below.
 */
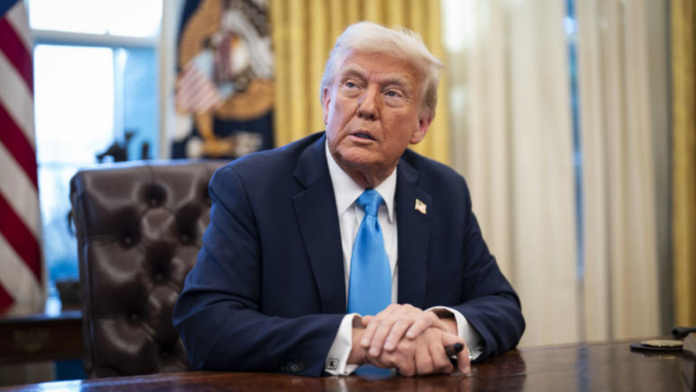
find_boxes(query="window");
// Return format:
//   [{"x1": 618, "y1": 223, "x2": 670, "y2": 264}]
[
  {"x1": 564, "y1": 0, "x2": 584, "y2": 279},
  {"x1": 29, "y1": 0, "x2": 162, "y2": 297}
]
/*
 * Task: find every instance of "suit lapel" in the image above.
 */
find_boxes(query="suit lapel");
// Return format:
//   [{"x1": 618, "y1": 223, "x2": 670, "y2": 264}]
[
  {"x1": 292, "y1": 135, "x2": 346, "y2": 314},
  {"x1": 396, "y1": 158, "x2": 431, "y2": 308}
]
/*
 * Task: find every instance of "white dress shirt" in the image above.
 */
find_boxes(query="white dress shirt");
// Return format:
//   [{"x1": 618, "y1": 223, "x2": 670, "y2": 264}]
[{"x1": 322, "y1": 143, "x2": 481, "y2": 375}]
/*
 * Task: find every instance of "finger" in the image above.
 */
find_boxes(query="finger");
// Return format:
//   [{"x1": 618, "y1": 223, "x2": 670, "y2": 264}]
[
  {"x1": 360, "y1": 317, "x2": 380, "y2": 348},
  {"x1": 457, "y1": 345, "x2": 471, "y2": 375},
  {"x1": 428, "y1": 335, "x2": 454, "y2": 374},
  {"x1": 377, "y1": 305, "x2": 424, "y2": 352},
  {"x1": 369, "y1": 316, "x2": 399, "y2": 356},
  {"x1": 360, "y1": 305, "x2": 398, "y2": 347},
  {"x1": 425, "y1": 332, "x2": 451, "y2": 374},
  {"x1": 397, "y1": 353, "x2": 416, "y2": 377},
  {"x1": 366, "y1": 351, "x2": 395, "y2": 369},
  {"x1": 361, "y1": 315, "x2": 374, "y2": 327},
  {"x1": 405, "y1": 312, "x2": 444, "y2": 339},
  {"x1": 414, "y1": 341, "x2": 435, "y2": 375},
  {"x1": 440, "y1": 333, "x2": 470, "y2": 375},
  {"x1": 383, "y1": 318, "x2": 413, "y2": 351}
]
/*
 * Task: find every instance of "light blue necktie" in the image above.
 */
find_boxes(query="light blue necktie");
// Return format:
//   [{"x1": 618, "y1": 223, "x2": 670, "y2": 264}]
[{"x1": 347, "y1": 189, "x2": 391, "y2": 316}]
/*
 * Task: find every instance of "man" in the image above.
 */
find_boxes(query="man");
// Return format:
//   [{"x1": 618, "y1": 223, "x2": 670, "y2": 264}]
[{"x1": 173, "y1": 22, "x2": 524, "y2": 377}]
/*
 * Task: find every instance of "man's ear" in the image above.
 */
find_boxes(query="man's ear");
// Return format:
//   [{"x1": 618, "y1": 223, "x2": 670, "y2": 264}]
[
  {"x1": 322, "y1": 87, "x2": 331, "y2": 125},
  {"x1": 409, "y1": 114, "x2": 432, "y2": 145}
]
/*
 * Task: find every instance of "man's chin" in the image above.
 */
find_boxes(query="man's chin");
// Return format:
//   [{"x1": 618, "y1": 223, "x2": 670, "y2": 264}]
[{"x1": 335, "y1": 149, "x2": 380, "y2": 170}]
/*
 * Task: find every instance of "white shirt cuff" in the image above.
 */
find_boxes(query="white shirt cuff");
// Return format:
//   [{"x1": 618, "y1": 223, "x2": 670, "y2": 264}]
[
  {"x1": 426, "y1": 306, "x2": 483, "y2": 361},
  {"x1": 324, "y1": 314, "x2": 362, "y2": 375}
]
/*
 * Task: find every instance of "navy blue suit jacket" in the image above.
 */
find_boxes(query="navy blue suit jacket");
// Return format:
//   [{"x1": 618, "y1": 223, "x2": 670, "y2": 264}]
[{"x1": 173, "y1": 132, "x2": 525, "y2": 376}]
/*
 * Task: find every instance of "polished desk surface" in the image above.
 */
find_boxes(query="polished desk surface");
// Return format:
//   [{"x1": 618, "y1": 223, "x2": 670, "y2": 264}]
[{"x1": 0, "y1": 339, "x2": 688, "y2": 391}]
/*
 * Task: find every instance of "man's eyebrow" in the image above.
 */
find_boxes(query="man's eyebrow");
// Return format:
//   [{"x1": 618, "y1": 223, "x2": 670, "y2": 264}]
[
  {"x1": 339, "y1": 65, "x2": 368, "y2": 80},
  {"x1": 339, "y1": 65, "x2": 412, "y2": 90},
  {"x1": 382, "y1": 75, "x2": 411, "y2": 88}
]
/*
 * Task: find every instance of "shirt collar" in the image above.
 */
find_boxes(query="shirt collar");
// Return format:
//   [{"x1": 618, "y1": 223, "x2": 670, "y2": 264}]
[{"x1": 325, "y1": 141, "x2": 396, "y2": 222}]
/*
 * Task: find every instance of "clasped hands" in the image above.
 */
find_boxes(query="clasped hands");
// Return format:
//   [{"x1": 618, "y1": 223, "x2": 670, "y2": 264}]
[{"x1": 348, "y1": 304, "x2": 471, "y2": 376}]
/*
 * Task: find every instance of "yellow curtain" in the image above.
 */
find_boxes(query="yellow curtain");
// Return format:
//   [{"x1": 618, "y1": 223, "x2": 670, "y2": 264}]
[
  {"x1": 270, "y1": 0, "x2": 450, "y2": 164},
  {"x1": 672, "y1": 0, "x2": 696, "y2": 326}
]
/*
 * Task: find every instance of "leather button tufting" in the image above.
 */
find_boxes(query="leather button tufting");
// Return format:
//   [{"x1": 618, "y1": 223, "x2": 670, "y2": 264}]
[
  {"x1": 146, "y1": 184, "x2": 166, "y2": 207},
  {"x1": 70, "y1": 161, "x2": 227, "y2": 376}
]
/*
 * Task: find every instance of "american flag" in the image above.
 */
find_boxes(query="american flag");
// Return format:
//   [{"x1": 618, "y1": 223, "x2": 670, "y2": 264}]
[
  {"x1": 0, "y1": 0, "x2": 44, "y2": 310},
  {"x1": 175, "y1": 62, "x2": 224, "y2": 114}
]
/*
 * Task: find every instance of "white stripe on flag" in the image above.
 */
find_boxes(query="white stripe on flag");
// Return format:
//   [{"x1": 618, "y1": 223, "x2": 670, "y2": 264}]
[
  {"x1": 0, "y1": 50, "x2": 35, "y2": 148},
  {"x1": 0, "y1": 143, "x2": 40, "y2": 238},
  {"x1": 6, "y1": 2, "x2": 32, "y2": 52},
  {"x1": 0, "y1": 233, "x2": 42, "y2": 306}
]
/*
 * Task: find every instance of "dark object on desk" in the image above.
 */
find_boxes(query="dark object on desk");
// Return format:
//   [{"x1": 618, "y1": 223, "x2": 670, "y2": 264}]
[
  {"x1": 96, "y1": 131, "x2": 135, "y2": 163},
  {"x1": 673, "y1": 326, "x2": 696, "y2": 339},
  {"x1": 70, "y1": 160, "x2": 227, "y2": 378},
  {"x1": 445, "y1": 342, "x2": 464, "y2": 366},
  {"x1": 445, "y1": 342, "x2": 464, "y2": 357},
  {"x1": 630, "y1": 341, "x2": 683, "y2": 353}
]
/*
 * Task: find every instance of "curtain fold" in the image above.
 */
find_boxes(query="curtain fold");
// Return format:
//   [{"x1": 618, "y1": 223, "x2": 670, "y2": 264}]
[
  {"x1": 270, "y1": 0, "x2": 450, "y2": 164},
  {"x1": 672, "y1": 0, "x2": 696, "y2": 327},
  {"x1": 445, "y1": 0, "x2": 579, "y2": 347},
  {"x1": 575, "y1": 0, "x2": 662, "y2": 340}
]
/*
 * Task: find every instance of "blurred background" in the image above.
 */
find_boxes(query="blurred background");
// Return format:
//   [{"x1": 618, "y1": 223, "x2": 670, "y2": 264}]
[{"x1": 0, "y1": 0, "x2": 694, "y2": 386}]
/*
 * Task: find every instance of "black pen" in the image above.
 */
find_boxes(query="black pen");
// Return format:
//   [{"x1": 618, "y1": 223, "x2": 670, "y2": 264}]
[{"x1": 445, "y1": 342, "x2": 464, "y2": 366}]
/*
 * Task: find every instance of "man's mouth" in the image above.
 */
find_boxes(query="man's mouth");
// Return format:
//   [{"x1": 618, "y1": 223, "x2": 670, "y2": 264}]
[{"x1": 352, "y1": 133, "x2": 375, "y2": 141}]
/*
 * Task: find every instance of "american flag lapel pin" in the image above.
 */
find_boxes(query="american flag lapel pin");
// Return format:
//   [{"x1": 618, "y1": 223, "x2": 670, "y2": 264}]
[{"x1": 415, "y1": 199, "x2": 427, "y2": 215}]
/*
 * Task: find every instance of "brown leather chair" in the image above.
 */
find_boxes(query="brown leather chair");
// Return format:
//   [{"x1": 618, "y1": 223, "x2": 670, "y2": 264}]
[{"x1": 69, "y1": 160, "x2": 227, "y2": 378}]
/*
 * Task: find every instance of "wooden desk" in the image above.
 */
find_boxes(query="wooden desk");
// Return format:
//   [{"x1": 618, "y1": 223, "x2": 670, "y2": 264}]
[
  {"x1": 0, "y1": 303, "x2": 82, "y2": 365},
  {"x1": 0, "y1": 339, "x2": 688, "y2": 391}
]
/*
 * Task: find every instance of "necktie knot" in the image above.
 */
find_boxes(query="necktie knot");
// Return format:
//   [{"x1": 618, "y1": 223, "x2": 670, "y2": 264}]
[{"x1": 356, "y1": 189, "x2": 383, "y2": 217}]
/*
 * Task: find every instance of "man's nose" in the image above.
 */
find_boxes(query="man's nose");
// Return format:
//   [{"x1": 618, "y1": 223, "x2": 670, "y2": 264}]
[{"x1": 357, "y1": 87, "x2": 379, "y2": 121}]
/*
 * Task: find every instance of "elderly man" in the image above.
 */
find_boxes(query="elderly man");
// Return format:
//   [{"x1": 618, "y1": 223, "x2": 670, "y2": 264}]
[{"x1": 173, "y1": 22, "x2": 524, "y2": 377}]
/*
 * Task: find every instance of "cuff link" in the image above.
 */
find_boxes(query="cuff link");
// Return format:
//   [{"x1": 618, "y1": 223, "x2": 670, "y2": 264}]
[{"x1": 326, "y1": 358, "x2": 339, "y2": 370}]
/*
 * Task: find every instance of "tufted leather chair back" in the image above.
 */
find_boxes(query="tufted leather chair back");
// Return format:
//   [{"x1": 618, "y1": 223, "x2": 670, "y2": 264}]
[{"x1": 69, "y1": 160, "x2": 227, "y2": 378}]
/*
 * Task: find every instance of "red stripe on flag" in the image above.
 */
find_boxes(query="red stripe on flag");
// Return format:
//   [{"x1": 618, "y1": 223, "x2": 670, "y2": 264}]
[
  {"x1": 0, "y1": 17, "x2": 33, "y2": 94},
  {"x1": 0, "y1": 194, "x2": 41, "y2": 284},
  {"x1": 0, "y1": 283, "x2": 14, "y2": 310},
  {"x1": 0, "y1": 104, "x2": 38, "y2": 189}
]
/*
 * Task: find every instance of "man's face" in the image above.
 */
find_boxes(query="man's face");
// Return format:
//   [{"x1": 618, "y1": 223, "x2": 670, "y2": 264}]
[{"x1": 322, "y1": 51, "x2": 431, "y2": 177}]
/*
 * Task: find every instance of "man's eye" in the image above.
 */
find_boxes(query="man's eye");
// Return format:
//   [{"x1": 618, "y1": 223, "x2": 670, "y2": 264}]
[
  {"x1": 346, "y1": 82, "x2": 357, "y2": 88},
  {"x1": 385, "y1": 91, "x2": 401, "y2": 98}
]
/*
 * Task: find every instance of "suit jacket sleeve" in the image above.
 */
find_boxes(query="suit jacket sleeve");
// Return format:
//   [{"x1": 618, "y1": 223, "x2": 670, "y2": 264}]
[
  {"x1": 173, "y1": 166, "x2": 344, "y2": 377},
  {"x1": 448, "y1": 177, "x2": 525, "y2": 361}
]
